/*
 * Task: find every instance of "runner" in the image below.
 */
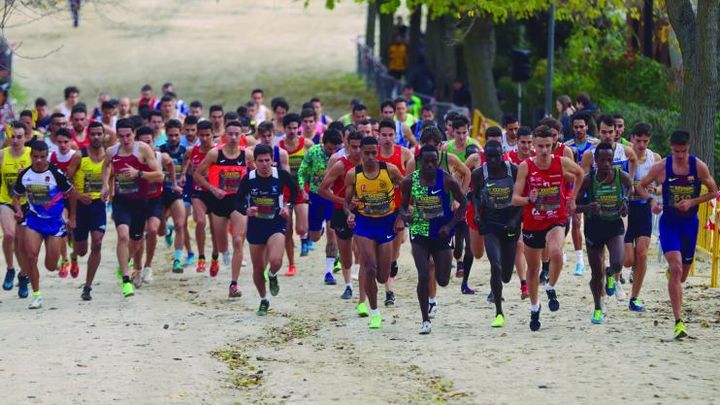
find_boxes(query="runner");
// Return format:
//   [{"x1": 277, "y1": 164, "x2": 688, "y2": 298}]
[
  {"x1": 208, "y1": 105, "x2": 225, "y2": 141},
  {"x1": 193, "y1": 121, "x2": 248, "y2": 294},
  {"x1": 236, "y1": 144, "x2": 297, "y2": 315},
  {"x1": 575, "y1": 142, "x2": 632, "y2": 324},
  {"x1": 379, "y1": 100, "x2": 416, "y2": 147},
  {"x1": 298, "y1": 128, "x2": 343, "y2": 285},
  {"x1": 512, "y1": 125, "x2": 583, "y2": 331},
  {"x1": 472, "y1": 140, "x2": 523, "y2": 327},
  {"x1": 148, "y1": 109, "x2": 167, "y2": 148},
  {"x1": 49, "y1": 128, "x2": 76, "y2": 278},
  {"x1": 67, "y1": 122, "x2": 106, "y2": 300},
  {"x1": 636, "y1": 130, "x2": 718, "y2": 339},
  {"x1": 271, "y1": 98, "x2": 289, "y2": 142},
  {"x1": 507, "y1": 126, "x2": 533, "y2": 299},
  {"x1": 179, "y1": 115, "x2": 199, "y2": 267},
  {"x1": 69, "y1": 105, "x2": 90, "y2": 149},
  {"x1": 159, "y1": 119, "x2": 188, "y2": 273},
  {"x1": 248, "y1": 121, "x2": 290, "y2": 171},
  {"x1": 501, "y1": 114, "x2": 520, "y2": 153},
  {"x1": 623, "y1": 123, "x2": 661, "y2": 312},
  {"x1": 251, "y1": 89, "x2": 272, "y2": 123},
  {"x1": 300, "y1": 108, "x2": 318, "y2": 144},
  {"x1": 400, "y1": 144, "x2": 466, "y2": 334},
  {"x1": 344, "y1": 136, "x2": 404, "y2": 329},
  {"x1": 102, "y1": 118, "x2": 163, "y2": 298},
  {"x1": 0, "y1": 122, "x2": 31, "y2": 297},
  {"x1": 13, "y1": 141, "x2": 75, "y2": 309}
]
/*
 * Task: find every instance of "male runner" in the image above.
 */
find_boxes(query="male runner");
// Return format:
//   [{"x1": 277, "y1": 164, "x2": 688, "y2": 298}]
[
  {"x1": 148, "y1": 109, "x2": 167, "y2": 148},
  {"x1": 379, "y1": 100, "x2": 416, "y2": 147},
  {"x1": 248, "y1": 121, "x2": 290, "y2": 171},
  {"x1": 208, "y1": 105, "x2": 225, "y2": 141},
  {"x1": 636, "y1": 130, "x2": 718, "y2": 339},
  {"x1": 512, "y1": 125, "x2": 583, "y2": 331},
  {"x1": 507, "y1": 126, "x2": 533, "y2": 299},
  {"x1": 159, "y1": 119, "x2": 188, "y2": 273},
  {"x1": 49, "y1": 128, "x2": 76, "y2": 278},
  {"x1": 501, "y1": 114, "x2": 520, "y2": 153},
  {"x1": 271, "y1": 98, "x2": 289, "y2": 141},
  {"x1": 69, "y1": 105, "x2": 90, "y2": 149}
]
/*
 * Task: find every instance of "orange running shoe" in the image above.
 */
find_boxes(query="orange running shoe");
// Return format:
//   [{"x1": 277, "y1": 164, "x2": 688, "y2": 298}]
[
  {"x1": 284, "y1": 264, "x2": 297, "y2": 277},
  {"x1": 58, "y1": 260, "x2": 69, "y2": 278},
  {"x1": 209, "y1": 259, "x2": 220, "y2": 277},
  {"x1": 70, "y1": 260, "x2": 79, "y2": 279},
  {"x1": 196, "y1": 257, "x2": 206, "y2": 273}
]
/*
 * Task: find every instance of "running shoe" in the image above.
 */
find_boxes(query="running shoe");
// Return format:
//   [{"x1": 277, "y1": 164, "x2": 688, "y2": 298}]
[
  {"x1": 324, "y1": 272, "x2": 337, "y2": 285},
  {"x1": 70, "y1": 260, "x2": 79, "y2": 279},
  {"x1": 308, "y1": 241, "x2": 316, "y2": 251},
  {"x1": 28, "y1": 295, "x2": 42, "y2": 309},
  {"x1": 520, "y1": 284, "x2": 529, "y2": 300},
  {"x1": 351, "y1": 265, "x2": 359, "y2": 281},
  {"x1": 486, "y1": 291, "x2": 494, "y2": 303},
  {"x1": 142, "y1": 267, "x2": 154, "y2": 284},
  {"x1": 132, "y1": 271, "x2": 143, "y2": 288},
  {"x1": 333, "y1": 257, "x2": 342, "y2": 273},
  {"x1": 491, "y1": 314, "x2": 505, "y2": 328},
  {"x1": 629, "y1": 270, "x2": 634, "y2": 284},
  {"x1": 540, "y1": 263, "x2": 549, "y2": 285},
  {"x1": 340, "y1": 286, "x2": 352, "y2": 300},
  {"x1": 619, "y1": 272, "x2": 626, "y2": 284},
  {"x1": 628, "y1": 297, "x2": 646, "y2": 312},
  {"x1": 242, "y1": 259, "x2": 247, "y2": 267},
  {"x1": 268, "y1": 274, "x2": 280, "y2": 297},
  {"x1": 591, "y1": 309, "x2": 604, "y2": 324},
  {"x1": 369, "y1": 314, "x2": 382, "y2": 329},
  {"x1": 300, "y1": 240, "x2": 309, "y2": 257},
  {"x1": 419, "y1": 320, "x2": 431, "y2": 335},
  {"x1": 164, "y1": 224, "x2": 174, "y2": 248},
  {"x1": 17, "y1": 274, "x2": 29, "y2": 299},
  {"x1": 172, "y1": 259, "x2": 183, "y2": 274},
  {"x1": 228, "y1": 284, "x2": 242, "y2": 298},
  {"x1": 461, "y1": 283, "x2": 476, "y2": 295},
  {"x1": 222, "y1": 251, "x2": 230, "y2": 266},
  {"x1": 59, "y1": 260, "x2": 69, "y2": 278},
  {"x1": 615, "y1": 281, "x2": 627, "y2": 302},
  {"x1": 284, "y1": 264, "x2": 297, "y2": 277},
  {"x1": 209, "y1": 260, "x2": 219, "y2": 278},
  {"x1": 384, "y1": 291, "x2": 396, "y2": 306},
  {"x1": 3, "y1": 268, "x2": 15, "y2": 291},
  {"x1": 184, "y1": 252, "x2": 196, "y2": 267},
  {"x1": 81, "y1": 286, "x2": 92, "y2": 301},
  {"x1": 356, "y1": 302, "x2": 370, "y2": 317},
  {"x1": 428, "y1": 302, "x2": 437, "y2": 319},
  {"x1": 455, "y1": 262, "x2": 464, "y2": 278},
  {"x1": 674, "y1": 320, "x2": 688, "y2": 340},
  {"x1": 529, "y1": 306, "x2": 541, "y2": 331},
  {"x1": 605, "y1": 272, "x2": 616, "y2": 296},
  {"x1": 263, "y1": 268, "x2": 269, "y2": 281},
  {"x1": 196, "y1": 257, "x2": 206, "y2": 273},
  {"x1": 257, "y1": 299, "x2": 270, "y2": 316},
  {"x1": 574, "y1": 262, "x2": 585, "y2": 276},
  {"x1": 122, "y1": 281, "x2": 135, "y2": 298},
  {"x1": 390, "y1": 261, "x2": 399, "y2": 278},
  {"x1": 546, "y1": 289, "x2": 560, "y2": 312},
  {"x1": 601, "y1": 297, "x2": 608, "y2": 315}
]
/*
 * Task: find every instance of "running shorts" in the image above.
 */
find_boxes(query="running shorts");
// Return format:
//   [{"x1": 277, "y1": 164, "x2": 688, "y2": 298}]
[
  {"x1": 74, "y1": 199, "x2": 107, "y2": 242},
  {"x1": 112, "y1": 196, "x2": 148, "y2": 241},
  {"x1": 190, "y1": 191, "x2": 214, "y2": 211},
  {"x1": 209, "y1": 193, "x2": 236, "y2": 218},
  {"x1": 584, "y1": 218, "x2": 625, "y2": 249},
  {"x1": 246, "y1": 217, "x2": 286, "y2": 245},
  {"x1": 410, "y1": 233, "x2": 452, "y2": 253},
  {"x1": 353, "y1": 212, "x2": 397, "y2": 245},
  {"x1": 522, "y1": 223, "x2": 566, "y2": 250},
  {"x1": 147, "y1": 196, "x2": 163, "y2": 220},
  {"x1": 331, "y1": 208, "x2": 353, "y2": 240},
  {"x1": 659, "y1": 214, "x2": 698, "y2": 265},
  {"x1": 624, "y1": 204, "x2": 653, "y2": 243},
  {"x1": 25, "y1": 213, "x2": 66, "y2": 239},
  {"x1": 308, "y1": 192, "x2": 333, "y2": 232},
  {"x1": 162, "y1": 189, "x2": 183, "y2": 210}
]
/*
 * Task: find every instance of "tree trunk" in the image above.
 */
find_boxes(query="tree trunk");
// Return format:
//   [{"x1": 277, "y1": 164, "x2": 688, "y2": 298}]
[
  {"x1": 407, "y1": 6, "x2": 422, "y2": 70},
  {"x1": 378, "y1": 4, "x2": 394, "y2": 65},
  {"x1": 425, "y1": 13, "x2": 456, "y2": 100},
  {"x1": 667, "y1": 0, "x2": 718, "y2": 171},
  {"x1": 462, "y1": 16, "x2": 502, "y2": 120},
  {"x1": 365, "y1": 1, "x2": 376, "y2": 50}
]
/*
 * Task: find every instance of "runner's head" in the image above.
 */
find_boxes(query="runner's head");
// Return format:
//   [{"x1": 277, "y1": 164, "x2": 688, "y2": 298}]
[
  {"x1": 140, "y1": 84, "x2": 153, "y2": 100},
  {"x1": 300, "y1": 108, "x2": 316, "y2": 135},
  {"x1": 418, "y1": 144, "x2": 439, "y2": 175},
  {"x1": 354, "y1": 119, "x2": 369, "y2": 138},
  {"x1": 101, "y1": 100, "x2": 117, "y2": 122},
  {"x1": 243, "y1": 100, "x2": 256, "y2": 119},
  {"x1": 35, "y1": 97, "x2": 48, "y2": 119},
  {"x1": 283, "y1": 113, "x2": 301, "y2": 139},
  {"x1": 50, "y1": 112, "x2": 67, "y2": 136},
  {"x1": 538, "y1": 116, "x2": 562, "y2": 144},
  {"x1": 597, "y1": 114, "x2": 616, "y2": 144},
  {"x1": 136, "y1": 126, "x2": 154, "y2": 146},
  {"x1": 9, "y1": 121, "x2": 24, "y2": 149},
  {"x1": 71, "y1": 105, "x2": 88, "y2": 133},
  {"x1": 116, "y1": 118, "x2": 135, "y2": 147},
  {"x1": 20, "y1": 110, "x2": 34, "y2": 136},
  {"x1": 346, "y1": 131, "x2": 363, "y2": 161},
  {"x1": 209, "y1": 105, "x2": 224, "y2": 130},
  {"x1": 251, "y1": 89, "x2": 264, "y2": 106},
  {"x1": 394, "y1": 97, "x2": 408, "y2": 119},
  {"x1": 88, "y1": 121, "x2": 105, "y2": 149},
  {"x1": 420, "y1": 105, "x2": 433, "y2": 122},
  {"x1": 613, "y1": 114, "x2": 625, "y2": 139},
  {"x1": 670, "y1": 130, "x2": 690, "y2": 163},
  {"x1": 166, "y1": 119, "x2": 182, "y2": 146},
  {"x1": 256, "y1": 121, "x2": 274, "y2": 145},
  {"x1": 118, "y1": 97, "x2": 131, "y2": 116},
  {"x1": 420, "y1": 125, "x2": 442, "y2": 150},
  {"x1": 532, "y1": 125, "x2": 554, "y2": 159},
  {"x1": 224, "y1": 121, "x2": 242, "y2": 147},
  {"x1": 360, "y1": 135, "x2": 379, "y2": 168},
  {"x1": 352, "y1": 103, "x2": 368, "y2": 125},
  {"x1": 30, "y1": 140, "x2": 49, "y2": 171},
  {"x1": 402, "y1": 84, "x2": 414, "y2": 100},
  {"x1": 370, "y1": 118, "x2": 379, "y2": 137},
  {"x1": 161, "y1": 94, "x2": 176, "y2": 118},
  {"x1": 380, "y1": 100, "x2": 395, "y2": 120},
  {"x1": 342, "y1": 124, "x2": 356, "y2": 147},
  {"x1": 484, "y1": 140, "x2": 504, "y2": 169},
  {"x1": 197, "y1": 120, "x2": 214, "y2": 147},
  {"x1": 629, "y1": 123, "x2": 651, "y2": 152},
  {"x1": 183, "y1": 115, "x2": 198, "y2": 141},
  {"x1": 594, "y1": 142, "x2": 614, "y2": 173},
  {"x1": 148, "y1": 109, "x2": 164, "y2": 135},
  {"x1": 253, "y1": 143, "x2": 273, "y2": 175},
  {"x1": 452, "y1": 115, "x2": 470, "y2": 147},
  {"x1": 502, "y1": 113, "x2": 520, "y2": 142},
  {"x1": 189, "y1": 100, "x2": 203, "y2": 118},
  {"x1": 444, "y1": 111, "x2": 459, "y2": 139},
  {"x1": 517, "y1": 126, "x2": 533, "y2": 156},
  {"x1": 378, "y1": 119, "x2": 396, "y2": 148},
  {"x1": 55, "y1": 128, "x2": 73, "y2": 154},
  {"x1": 485, "y1": 126, "x2": 502, "y2": 144},
  {"x1": 322, "y1": 129, "x2": 342, "y2": 156},
  {"x1": 223, "y1": 112, "x2": 240, "y2": 126},
  {"x1": 271, "y1": 97, "x2": 289, "y2": 123},
  {"x1": 64, "y1": 86, "x2": 80, "y2": 107},
  {"x1": 310, "y1": 97, "x2": 323, "y2": 117},
  {"x1": 571, "y1": 112, "x2": 590, "y2": 140}
]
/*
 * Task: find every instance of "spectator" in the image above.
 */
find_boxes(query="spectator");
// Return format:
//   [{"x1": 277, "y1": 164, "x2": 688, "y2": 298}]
[
  {"x1": 387, "y1": 33, "x2": 408, "y2": 80},
  {"x1": 402, "y1": 84, "x2": 423, "y2": 118},
  {"x1": 556, "y1": 95, "x2": 575, "y2": 141},
  {"x1": 406, "y1": 55, "x2": 434, "y2": 96},
  {"x1": 451, "y1": 79, "x2": 471, "y2": 108}
]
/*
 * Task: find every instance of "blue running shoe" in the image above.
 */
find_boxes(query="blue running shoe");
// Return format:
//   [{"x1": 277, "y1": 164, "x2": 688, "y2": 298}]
[
  {"x1": 605, "y1": 272, "x2": 616, "y2": 297},
  {"x1": 3, "y1": 268, "x2": 15, "y2": 291},
  {"x1": 340, "y1": 286, "x2": 352, "y2": 300},
  {"x1": 300, "y1": 240, "x2": 309, "y2": 257},
  {"x1": 308, "y1": 241, "x2": 316, "y2": 251},
  {"x1": 574, "y1": 262, "x2": 585, "y2": 276},
  {"x1": 546, "y1": 289, "x2": 560, "y2": 312},
  {"x1": 184, "y1": 252, "x2": 196, "y2": 267},
  {"x1": 628, "y1": 297, "x2": 646, "y2": 312},
  {"x1": 486, "y1": 291, "x2": 494, "y2": 303},
  {"x1": 530, "y1": 306, "x2": 541, "y2": 331},
  {"x1": 18, "y1": 274, "x2": 29, "y2": 299},
  {"x1": 164, "y1": 224, "x2": 174, "y2": 248},
  {"x1": 324, "y1": 272, "x2": 337, "y2": 285}
]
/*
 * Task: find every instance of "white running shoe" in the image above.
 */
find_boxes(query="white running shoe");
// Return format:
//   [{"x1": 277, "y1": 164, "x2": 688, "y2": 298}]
[
  {"x1": 133, "y1": 270, "x2": 144, "y2": 288},
  {"x1": 419, "y1": 320, "x2": 432, "y2": 335},
  {"x1": 222, "y1": 251, "x2": 231, "y2": 266},
  {"x1": 351, "y1": 264, "x2": 360, "y2": 281},
  {"x1": 28, "y1": 295, "x2": 42, "y2": 309},
  {"x1": 601, "y1": 297, "x2": 608, "y2": 316},
  {"x1": 615, "y1": 281, "x2": 627, "y2": 302},
  {"x1": 428, "y1": 301, "x2": 438, "y2": 319},
  {"x1": 241, "y1": 259, "x2": 247, "y2": 267},
  {"x1": 142, "y1": 267, "x2": 153, "y2": 284}
]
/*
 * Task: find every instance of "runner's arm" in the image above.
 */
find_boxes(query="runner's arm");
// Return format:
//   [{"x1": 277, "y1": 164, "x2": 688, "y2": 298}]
[
  {"x1": 138, "y1": 144, "x2": 164, "y2": 182},
  {"x1": 318, "y1": 160, "x2": 345, "y2": 206},
  {"x1": 387, "y1": 163, "x2": 404, "y2": 187},
  {"x1": 625, "y1": 146, "x2": 637, "y2": 180},
  {"x1": 235, "y1": 175, "x2": 251, "y2": 215},
  {"x1": 100, "y1": 151, "x2": 113, "y2": 201},
  {"x1": 580, "y1": 149, "x2": 593, "y2": 174},
  {"x1": 691, "y1": 159, "x2": 719, "y2": 206},
  {"x1": 448, "y1": 153, "x2": 471, "y2": 191},
  {"x1": 297, "y1": 149, "x2": 311, "y2": 191},
  {"x1": 282, "y1": 169, "x2": 299, "y2": 207},
  {"x1": 402, "y1": 124, "x2": 417, "y2": 148},
  {"x1": 506, "y1": 164, "x2": 523, "y2": 230},
  {"x1": 636, "y1": 161, "x2": 663, "y2": 201},
  {"x1": 343, "y1": 170, "x2": 356, "y2": 216},
  {"x1": 561, "y1": 157, "x2": 584, "y2": 212},
  {"x1": 163, "y1": 153, "x2": 179, "y2": 191},
  {"x1": 445, "y1": 173, "x2": 467, "y2": 229},
  {"x1": 181, "y1": 147, "x2": 193, "y2": 178},
  {"x1": 573, "y1": 175, "x2": 594, "y2": 213},
  {"x1": 279, "y1": 149, "x2": 290, "y2": 172},
  {"x1": 511, "y1": 161, "x2": 531, "y2": 206},
  {"x1": 66, "y1": 150, "x2": 81, "y2": 179},
  {"x1": 245, "y1": 146, "x2": 256, "y2": 170},
  {"x1": 192, "y1": 149, "x2": 218, "y2": 192},
  {"x1": 403, "y1": 147, "x2": 415, "y2": 174},
  {"x1": 398, "y1": 174, "x2": 412, "y2": 222}
]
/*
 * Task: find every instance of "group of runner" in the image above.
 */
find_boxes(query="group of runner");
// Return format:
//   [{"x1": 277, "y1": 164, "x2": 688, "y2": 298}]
[{"x1": 1, "y1": 86, "x2": 716, "y2": 340}]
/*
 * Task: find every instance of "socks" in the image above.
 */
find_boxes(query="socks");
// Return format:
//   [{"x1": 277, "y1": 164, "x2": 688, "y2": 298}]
[
  {"x1": 174, "y1": 249, "x2": 183, "y2": 261},
  {"x1": 530, "y1": 303, "x2": 540, "y2": 312},
  {"x1": 520, "y1": 279, "x2": 528, "y2": 286},
  {"x1": 428, "y1": 297, "x2": 437, "y2": 304},
  {"x1": 345, "y1": 283, "x2": 352, "y2": 289},
  {"x1": 370, "y1": 308, "x2": 380, "y2": 317},
  {"x1": 122, "y1": 275, "x2": 131, "y2": 283},
  {"x1": 32, "y1": 290, "x2": 41, "y2": 297},
  {"x1": 545, "y1": 284, "x2": 555, "y2": 292},
  {"x1": 575, "y1": 250, "x2": 583, "y2": 263},
  {"x1": 260, "y1": 295, "x2": 268, "y2": 303},
  {"x1": 230, "y1": 280, "x2": 237, "y2": 286},
  {"x1": 325, "y1": 257, "x2": 335, "y2": 274},
  {"x1": 211, "y1": 252, "x2": 219, "y2": 261}
]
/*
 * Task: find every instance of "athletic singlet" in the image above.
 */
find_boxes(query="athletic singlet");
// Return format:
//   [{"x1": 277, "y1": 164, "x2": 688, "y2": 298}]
[
  {"x1": 446, "y1": 139, "x2": 477, "y2": 164},
  {"x1": 72, "y1": 128, "x2": 90, "y2": 150},
  {"x1": 565, "y1": 136, "x2": 598, "y2": 163},
  {"x1": 0, "y1": 146, "x2": 31, "y2": 204},
  {"x1": 14, "y1": 164, "x2": 72, "y2": 219},
  {"x1": 553, "y1": 143, "x2": 568, "y2": 158},
  {"x1": 145, "y1": 151, "x2": 164, "y2": 198},
  {"x1": 591, "y1": 143, "x2": 629, "y2": 172},
  {"x1": 73, "y1": 147, "x2": 104, "y2": 200},
  {"x1": 630, "y1": 149, "x2": 656, "y2": 204},
  {"x1": 190, "y1": 145, "x2": 210, "y2": 192},
  {"x1": 160, "y1": 143, "x2": 187, "y2": 190},
  {"x1": 280, "y1": 137, "x2": 305, "y2": 179},
  {"x1": 331, "y1": 156, "x2": 356, "y2": 209},
  {"x1": 272, "y1": 145, "x2": 282, "y2": 166},
  {"x1": 409, "y1": 169, "x2": 453, "y2": 238},
  {"x1": 479, "y1": 162, "x2": 516, "y2": 229},
  {"x1": 109, "y1": 142, "x2": 145, "y2": 200},
  {"x1": 354, "y1": 162, "x2": 395, "y2": 218},
  {"x1": 395, "y1": 121, "x2": 407, "y2": 147},
  {"x1": 208, "y1": 148, "x2": 246, "y2": 195},
  {"x1": 587, "y1": 167, "x2": 625, "y2": 221},
  {"x1": 244, "y1": 168, "x2": 287, "y2": 220},
  {"x1": 49, "y1": 149, "x2": 74, "y2": 173},
  {"x1": 662, "y1": 155, "x2": 701, "y2": 220},
  {"x1": 378, "y1": 144, "x2": 405, "y2": 208},
  {"x1": 523, "y1": 156, "x2": 567, "y2": 231},
  {"x1": 508, "y1": 150, "x2": 534, "y2": 165}
]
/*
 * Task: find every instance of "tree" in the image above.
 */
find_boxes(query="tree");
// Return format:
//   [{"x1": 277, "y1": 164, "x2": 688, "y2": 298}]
[{"x1": 666, "y1": 0, "x2": 718, "y2": 171}]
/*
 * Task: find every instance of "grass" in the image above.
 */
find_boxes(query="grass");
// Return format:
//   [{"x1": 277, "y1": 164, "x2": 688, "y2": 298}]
[{"x1": 210, "y1": 346, "x2": 264, "y2": 389}]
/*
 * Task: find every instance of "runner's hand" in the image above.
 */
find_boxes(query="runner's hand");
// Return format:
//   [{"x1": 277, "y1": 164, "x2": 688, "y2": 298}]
[
  {"x1": 438, "y1": 224, "x2": 451, "y2": 239},
  {"x1": 173, "y1": 185, "x2": 183, "y2": 194},
  {"x1": 247, "y1": 206, "x2": 258, "y2": 217},
  {"x1": 119, "y1": 164, "x2": 139, "y2": 178},
  {"x1": 394, "y1": 216, "x2": 405, "y2": 233},
  {"x1": 567, "y1": 199, "x2": 577, "y2": 216},
  {"x1": 651, "y1": 201, "x2": 663, "y2": 215},
  {"x1": 178, "y1": 176, "x2": 186, "y2": 187},
  {"x1": 211, "y1": 187, "x2": 226, "y2": 199},
  {"x1": 68, "y1": 217, "x2": 76, "y2": 230},
  {"x1": 279, "y1": 206, "x2": 290, "y2": 219},
  {"x1": 676, "y1": 199, "x2": 693, "y2": 212},
  {"x1": 78, "y1": 193, "x2": 93, "y2": 205},
  {"x1": 528, "y1": 188, "x2": 539, "y2": 203},
  {"x1": 346, "y1": 213, "x2": 355, "y2": 229},
  {"x1": 619, "y1": 201, "x2": 628, "y2": 217},
  {"x1": 101, "y1": 185, "x2": 110, "y2": 202}
]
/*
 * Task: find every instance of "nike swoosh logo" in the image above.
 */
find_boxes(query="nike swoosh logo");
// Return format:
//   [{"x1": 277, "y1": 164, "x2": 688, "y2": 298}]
[
  {"x1": 430, "y1": 189, "x2": 441, "y2": 195},
  {"x1": 386, "y1": 235, "x2": 393, "y2": 239},
  {"x1": 486, "y1": 183, "x2": 495, "y2": 187},
  {"x1": 669, "y1": 177, "x2": 677, "y2": 182}
]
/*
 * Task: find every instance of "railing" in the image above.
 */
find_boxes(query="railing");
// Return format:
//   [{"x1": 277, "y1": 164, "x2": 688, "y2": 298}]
[{"x1": 689, "y1": 188, "x2": 719, "y2": 287}]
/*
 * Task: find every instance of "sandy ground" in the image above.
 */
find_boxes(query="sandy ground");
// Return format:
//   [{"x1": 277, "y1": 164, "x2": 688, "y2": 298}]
[{"x1": 1, "y1": 1, "x2": 720, "y2": 404}]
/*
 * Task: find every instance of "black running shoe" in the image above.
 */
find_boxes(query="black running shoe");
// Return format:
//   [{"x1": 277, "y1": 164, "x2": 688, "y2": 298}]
[
  {"x1": 384, "y1": 291, "x2": 396, "y2": 306},
  {"x1": 269, "y1": 274, "x2": 280, "y2": 297},
  {"x1": 81, "y1": 286, "x2": 92, "y2": 301},
  {"x1": 546, "y1": 289, "x2": 560, "y2": 312},
  {"x1": 390, "y1": 261, "x2": 399, "y2": 278},
  {"x1": 530, "y1": 306, "x2": 542, "y2": 331},
  {"x1": 340, "y1": 286, "x2": 352, "y2": 300}
]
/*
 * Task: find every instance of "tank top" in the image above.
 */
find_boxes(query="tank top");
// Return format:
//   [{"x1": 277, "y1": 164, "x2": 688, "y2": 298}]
[
  {"x1": 630, "y1": 149, "x2": 656, "y2": 204},
  {"x1": 378, "y1": 145, "x2": 404, "y2": 208},
  {"x1": 523, "y1": 156, "x2": 567, "y2": 231},
  {"x1": 479, "y1": 162, "x2": 516, "y2": 229},
  {"x1": 0, "y1": 147, "x2": 31, "y2": 204},
  {"x1": 592, "y1": 143, "x2": 629, "y2": 172},
  {"x1": 49, "y1": 149, "x2": 75, "y2": 173},
  {"x1": 145, "y1": 151, "x2": 164, "y2": 199},
  {"x1": 109, "y1": 142, "x2": 145, "y2": 200},
  {"x1": 587, "y1": 167, "x2": 624, "y2": 221},
  {"x1": 72, "y1": 128, "x2": 90, "y2": 150},
  {"x1": 331, "y1": 156, "x2": 356, "y2": 209},
  {"x1": 280, "y1": 137, "x2": 305, "y2": 179},
  {"x1": 566, "y1": 137, "x2": 597, "y2": 164},
  {"x1": 354, "y1": 162, "x2": 395, "y2": 218},
  {"x1": 508, "y1": 150, "x2": 533, "y2": 165},
  {"x1": 160, "y1": 143, "x2": 186, "y2": 190},
  {"x1": 662, "y1": 155, "x2": 701, "y2": 220},
  {"x1": 553, "y1": 143, "x2": 567, "y2": 158},
  {"x1": 208, "y1": 148, "x2": 246, "y2": 195},
  {"x1": 190, "y1": 145, "x2": 210, "y2": 192},
  {"x1": 246, "y1": 168, "x2": 285, "y2": 220},
  {"x1": 272, "y1": 145, "x2": 282, "y2": 167},
  {"x1": 446, "y1": 139, "x2": 477, "y2": 164},
  {"x1": 410, "y1": 169, "x2": 453, "y2": 237},
  {"x1": 73, "y1": 147, "x2": 104, "y2": 200}
]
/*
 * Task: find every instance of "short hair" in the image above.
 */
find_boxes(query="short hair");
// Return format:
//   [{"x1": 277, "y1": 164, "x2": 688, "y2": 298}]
[
  {"x1": 452, "y1": 116, "x2": 470, "y2": 129},
  {"x1": 64, "y1": 86, "x2": 79, "y2": 99},
  {"x1": 310, "y1": 97, "x2": 321, "y2": 104},
  {"x1": 347, "y1": 131, "x2": 363, "y2": 142},
  {"x1": 209, "y1": 105, "x2": 224, "y2": 114},
  {"x1": 253, "y1": 143, "x2": 273, "y2": 159},
  {"x1": 403, "y1": 84, "x2": 414, "y2": 91},
  {"x1": 236, "y1": 106, "x2": 248, "y2": 116},
  {"x1": 597, "y1": 114, "x2": 615, "y2": 128},
  {"x1": 141, "y1": 84, "x2": 152, "y2": 92},
  {"x1": 71, "y1": 105, "x2": 87, "y2": 116},
  {"x1": 136, "y1": 126, "x2": 154, "y2": 137},
  {"x1": 393, "y1": 97, "x2": 407, "y2": 106},
  {"x1": 183, "y1": 115, "x2": 199, "y2": 126},
  {"x1": 251, "y1": 88, "x2": 264, "y2": 96},
  {"x1": 11, "y1": 121, "x2": 24, "y2": 131},
  {"x1": 419, "y1": 144, "x2": 439, "y2": 159},
  {"x1": 224, "y1": 112, "x2": 240, "y2": 122},
  {"x1": 323, "y1": 129, "x2": 343, "y2": 145},
  {"x1": 361, "y1": 136, "x2": 378, "y2": 147},
  {"x1": 670, "y1": 130, "x2": 690, "y2": 145},
  {"x1": 484, "y1": 140, "x2": 503, "y2": 156},
  {"x1": 575, "y1": 92, "x2": 591, "y2": 106},
  {"x1": 162, "y1": 82, "x2": 173, "y2": 89},
  {"x1": 283, "y1": 113, "x2": 301, "y2": 127},
  {"x1": 328, "y1": 121, "x2": 344, "y2": 132},
  {"x1": 300, "y1": 108, "x2": 315, "y2": 120},
  {"x1": 197, "y1": 121, "x2": 213, "y2": 131},
  {"x1": 501, "y1": 113, "x2": 518, "y2": 127},
  {"x1": 612, "y1": 114, "x2": 624, "y2": 121},
  {"x1": 20, "y1": 109, "x2": 32, "y2": 118},
  {"x1": 594, "y1": 142, "x2": 614, "y2": 157},
  {"x1": 101, "y1": 100, "x2": 115, "y2": 110},
  {"x1": 378, "y1": 118, "x2": 396, "y2": 132},
  {"x1": 257, "y1": 121, "x2": 274, "y2": 135},
  {"x1": 271, "y1": 97, "x2": 289, "y2": 112},
  {"x1": 380, "y1": 100, "x2": 395, "y2": 112},
  {"x1": 631, "y1": 123, "x2": 652, "y2": 137},
  {"x1": 148, "y1": 109, "x2": 163, "y2": 120},
  {"x1": 486, "y1": 126, "x2": 502, "y2": 139},
  {"x1": 226, "y1": 120, "x2": 242, "y2": 130},
  {"x1": 444, "y1": 111, "x2": 460, "y2": 123},
  {"x1": 517, "y1": 126, "x2": 532, "y2": 138},
  {"x1": 420, "y1": 126, "x2": 442, "y2": 145},
  {"x1": 421, "y1": 105, "x2": 433, "y2": 113},
  {"x1": 51, "y1": 112, "x2": 65, "y2": 121},
  {"x1": 538, "y1": 116, "x2": 561, "y2": 132},
  {"x1": 352, "y1": 103, "x2": 368, "y2": 113},
  {"x1": 35, "y1": 97, "x2": 47, "y2": 107},
  {"x1": 55, "y1": 128, "x2": 72, "y2": 139},
  {"x1": 189, "y1": 100, "x2": 203, "y2": 109},
  {"x1": 116, "y1": 118, "x2": 134, "y2": 131},
  {"x1": 160, "y1": 94, "x2": 174, "y2": 103},
  {"x1": 301, "y1": 102, "x2": 314, "y2": 111},
  {"x1": 165, "y1": 119, "x2": 182, "y2": 130},
  {"x1": 571, "y1": 112, "x2": 591, "y2": 126},
  {"x1": 88, "y1": 121, "x2": 104, "y2": 130},
  {"x1": 31, "y1": 140, "x2": 48, "y2": 153},
  {"x1": 129, "y1": 115, "x2": 144, "y2": 130},
  {"x1": 368, "y1": 118, "x2": 378, "y2": 125},
  {"x1": 532, "y1": 125, "x2": 553, "y2": 138},
  {"x1": 466, "y1": 144, "x2": 481, "y2": 158}
]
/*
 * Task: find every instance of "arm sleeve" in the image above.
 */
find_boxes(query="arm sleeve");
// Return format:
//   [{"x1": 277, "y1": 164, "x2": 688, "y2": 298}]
[
  {"x1": 280, "y1": 169, "x2": 298, "y2": 205},
  {"x1": 51, "y1": 165, "x2": 73, "y2": 193}
]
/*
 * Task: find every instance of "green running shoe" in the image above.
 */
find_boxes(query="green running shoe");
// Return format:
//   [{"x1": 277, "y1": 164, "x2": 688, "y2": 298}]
[
  {"x1": 172, "y1": 259, "x2": 183, "y2": 274},
  {"x1": 491, "y1": 314, "x2": 505, "y2": 328},
  {"x1": 122, "y1": 281, "x2": 134, "y2": 298},
  {"x1": 605, "y1": 273, "x2": 616, "y2": 296},
  {"x1": 268, "y1": 274, "x2": 280, "y2": 297},
  {"x1": 674, "y1": 320, "x2": 688, "y2": 340},
  {"x1": 369, "y1": 314, "x2": 382, "y2": 329},
  {"x1": 257, "y1": 299, "x2": 270, "y2": 316},
  {"x1": 333, "y1": 257, "x2": 342, "y2": 274},
  {"x1": 263, "y1": 268, "x2": 269, "y2": 282},
  {"x1": 591, "y1": 309, "x2": 604, "y2": 324},
  {"x1": 356, "y1": 302, "x2": 369, "y2": 317}
]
